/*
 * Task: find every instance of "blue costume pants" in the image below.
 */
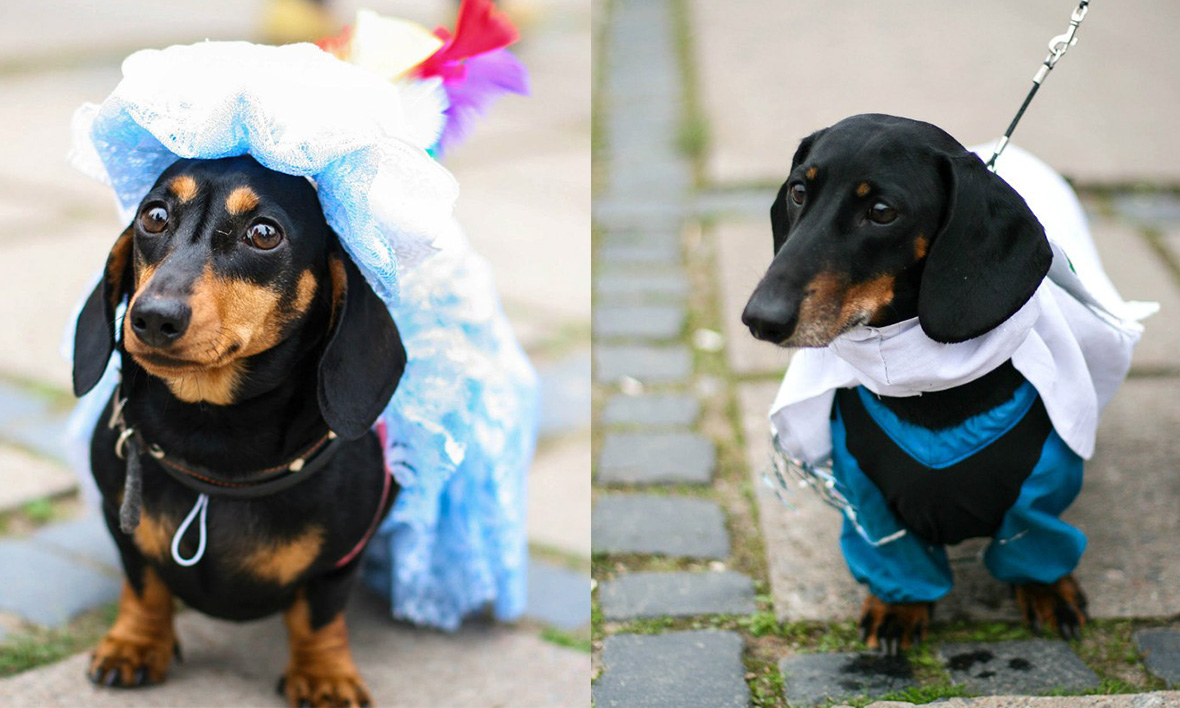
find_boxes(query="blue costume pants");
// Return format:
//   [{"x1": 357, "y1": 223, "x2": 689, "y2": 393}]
[{"x1": 830, "y1": 382, "x2": 1086, "y2": 604}]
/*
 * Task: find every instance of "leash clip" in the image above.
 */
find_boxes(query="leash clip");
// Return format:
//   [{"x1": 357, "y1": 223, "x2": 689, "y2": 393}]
[{"x1": 114, "y1": 427, "x2": 136, "y2": 459}]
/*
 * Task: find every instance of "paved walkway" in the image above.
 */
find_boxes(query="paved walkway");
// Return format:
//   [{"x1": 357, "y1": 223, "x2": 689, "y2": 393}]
[
  {"x1": 592, "y1": 0, "x2": 1180, "y2": 705},
  {"x1": 0, "y1": 0, "x2": 589, "y2": 704}
]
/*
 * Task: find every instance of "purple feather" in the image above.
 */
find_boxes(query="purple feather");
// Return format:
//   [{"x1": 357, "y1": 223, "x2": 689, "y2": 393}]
[{"x1": 436, "y1": 48, "x2": 529, "y2": 156}]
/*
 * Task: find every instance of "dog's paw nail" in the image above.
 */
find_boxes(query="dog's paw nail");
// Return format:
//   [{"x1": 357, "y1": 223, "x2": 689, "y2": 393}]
[
  {"x1": 173, "y1": 641, "x2": 184, "y2": 662},
  {"x1": 133, "y1": 666, "x2": 148, "y2": 686},
  {"x1": 88, "y1": 666, "x2": 104, "y2": 684},
  {"x1": 298, "y1": 700, "x2": 312, "y2": 708},
  {"x1": 277, "y1": 675, "x2": 288, "y2": 695},
  {"x1": 103, "y1": 668, "x2": 121, "y2": 687}
]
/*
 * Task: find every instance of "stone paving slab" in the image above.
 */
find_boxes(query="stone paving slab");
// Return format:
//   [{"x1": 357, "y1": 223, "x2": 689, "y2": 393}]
[
  {"x1": 593, "y1": 199, "x2": 686, "y2": 232},
  {"x1": 0, "y1": 444, "x2": 76, "y2": 514},
  {"x1": 602, "y1": 392, "x2": 700, "y2": 427},
  {"x1": 594, "y1": 271, "x2": 690, "y2": 304},
  {"x1": 594, "y1": 343, "x2": 693, "y2": 384},
  {"x1": 598, "y1": 431, "x2": 716, "y2": 485},
  {"x1": 939, "y1": 640, "x2": 1100, "y2": 695},
  {"x1": 0, "y1": 222, "x2": 121, "y2": 390},
  {"x1": 537, "y1": 349, "x2": 592, "y2": 437},
  {"x1": 1089, "y1": 219, "x2": 1180, "y2": 372},
  {"x1": 714, "y1": 219, "x2": 794, "y2": 375},
  {"x1": 741, "y1": 376, "x2": 1180, "y2": 623},
  {"x1": 591, "y1": 495, "x2": 729, "y2": 559},
  {"x1": 0, "y1": 590, "x2": 587, "y2": 707},
  {"x1": 691, "y1": 1, "x2": 1180, "y2": 185},
  {"x1": 593, "y1": 630, "x2": 748, "y2": 708},
  {"x1": 0, "y1": 540, "x2": 120, "y2": 627},
  {"x1": 1115, "y1": 193, "x2": 1180, "y2": 229},
  {"x1": 597, "y1": 239, "x2": 683, "y2": 266},
  {"x1": 862, "y1": 694, "x2": 1180, "y2": 708},
  {"x1": 32, "y1": 514, "x2": 121, "y2": 572},
  {"x1": 779, "y1": 652, "x2": 915, "y2": 707},
  {"x1": 524, "y1": 561, "x2": 591, "y2": 632},
  {"x1": 1134, "y1": 628, "x2": 1180, "y2": 688},
  {"x1": 598, "y1": 570, "x2": 755, "y2": 620},
  {"x1": 593, "y1": 304, "x2": 685, "y2": 341}
]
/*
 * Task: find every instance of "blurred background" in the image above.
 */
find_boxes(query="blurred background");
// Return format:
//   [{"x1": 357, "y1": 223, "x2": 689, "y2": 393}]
[{"x1": 0, "y1": 0, "x2": 589, "y2": 704}]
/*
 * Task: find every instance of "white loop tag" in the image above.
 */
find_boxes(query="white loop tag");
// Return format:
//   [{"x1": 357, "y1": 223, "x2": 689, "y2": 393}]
[{"x1": 171, "y1": 493, "x2": 209, "y2": 567}]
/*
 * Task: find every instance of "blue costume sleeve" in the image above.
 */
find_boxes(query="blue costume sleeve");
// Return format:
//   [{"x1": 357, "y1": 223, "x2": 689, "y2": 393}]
[{"x1": 832, "y1": 405, "x2": 953, "y2": 604}]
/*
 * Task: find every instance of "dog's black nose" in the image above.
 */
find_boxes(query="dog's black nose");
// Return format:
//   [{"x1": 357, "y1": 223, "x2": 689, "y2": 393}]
[
  {"x1": 742, "y1": 298, "x2": 797, "y2": 344},
  {"x1": 129, "y1": 298, "x2": 191, "y2": 348}
]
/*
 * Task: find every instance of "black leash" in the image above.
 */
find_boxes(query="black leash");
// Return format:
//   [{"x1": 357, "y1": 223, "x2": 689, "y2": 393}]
[{"x1": 986, "y1": 0, "x2": 1091, "y2": 172}]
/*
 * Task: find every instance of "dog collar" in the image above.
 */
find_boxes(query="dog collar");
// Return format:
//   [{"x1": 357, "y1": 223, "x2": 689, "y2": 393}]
[
  {"x1": 107, "y1": 385, "x2": 342, "y2": 502},
  {"x1": 106, "y1": 383, "x2": 390, "y2": 571}
]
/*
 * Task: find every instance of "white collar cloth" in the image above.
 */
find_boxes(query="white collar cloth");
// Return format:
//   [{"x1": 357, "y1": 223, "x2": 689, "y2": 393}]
[{"x1": 769, "y1": 145, "x2": 1156, "y2": 464}]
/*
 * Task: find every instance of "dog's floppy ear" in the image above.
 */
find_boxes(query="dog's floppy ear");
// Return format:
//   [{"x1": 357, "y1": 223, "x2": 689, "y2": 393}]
[
  {"x1": 771, "y1": 130, "x2": 826, "y2": 255},
  {"x1": 770, "y1": 181, "x2": 792, "y2": 256},
  {"x1": 73, "y1": 227, "x2": 134, "y2": 396},
  {"x1": 918, "y1": 153, "x2": 1052, "y2": 343},
  {"x1": 317, "y1": 250, "x2": 407, "y2": 441}
]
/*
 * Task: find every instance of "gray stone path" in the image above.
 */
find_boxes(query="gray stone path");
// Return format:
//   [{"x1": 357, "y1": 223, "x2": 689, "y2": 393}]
[
  {"x1": 591, "y1": 0, "x2": 757, "y2": 703},
  {"x1": 598, "y1": 431, "x2": 716, "y2": 485},
  {"x1": 780, "y1": 652, "x2": 915, "y2": 708},
  {"x1": 1135, "y1": 629, "x2": 1180, "y2": 688},
  {"x1": 593, "y1": 631, "x2": 749, "y2": 708},
  {"x1": 599, "y1": 571, "x2": 755, "y2": 620},
  {"x1": 591, "y1": 495, "x2": 729, "y2": 559},
  {"x1": 0, "y1": 590, "x2": 587, "y2": 708},
  {"x1": 939, "y1": 640, "x2": 1100, "y2": 696}
]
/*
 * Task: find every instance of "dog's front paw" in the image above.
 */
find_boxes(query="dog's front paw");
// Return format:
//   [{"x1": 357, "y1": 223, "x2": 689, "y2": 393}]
[
  {"x1": 1015, "y1": 574, "x2": 1088, "y2": 640},
  {"x1": 278, "y1": 666, "x2": 372, "y2": 708},
  {"x1": 87, "y1": 631, "x2": 178, "y2": 688},
  {"x1": 858, "y1": 594, "x2": 932, "y2": 657}
]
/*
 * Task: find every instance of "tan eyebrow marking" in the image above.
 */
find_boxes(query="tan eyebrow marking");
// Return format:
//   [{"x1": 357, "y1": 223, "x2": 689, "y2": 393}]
[
  {"x1": 914, "y1": 234, "x2": 929, "y2": 260},
  {"x1": 805, "y1": 166, "x2": 818, "y2": 181},
  {"x1": 167, "y1": 175, "x2": 198, "y2": 203},
  {"x1": 856, "y1": 182, "x2": 871, "y2": 198},
  {"x1": 225, "y1": 186, "x2": 260, "y2": 215}
]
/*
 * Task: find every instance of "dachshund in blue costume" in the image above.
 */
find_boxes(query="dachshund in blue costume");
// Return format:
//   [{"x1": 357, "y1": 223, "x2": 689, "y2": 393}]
[{"x1": 743, "y1": 114, "x2": 1145, "y2": 655}]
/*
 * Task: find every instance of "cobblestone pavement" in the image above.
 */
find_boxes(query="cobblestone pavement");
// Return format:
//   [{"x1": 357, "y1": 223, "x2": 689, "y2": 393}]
[
  {"x1": 0, "y1": 0, "x2": 589, "y2": 704},
  {"x1": 592, "y1": 0, "x2": 1180, "y2": 706}
]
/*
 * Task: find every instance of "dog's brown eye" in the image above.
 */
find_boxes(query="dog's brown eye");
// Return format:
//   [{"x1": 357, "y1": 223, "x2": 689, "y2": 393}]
[
  {"x1": 868, "y1": 203, "x2": 898, "y2": 224},
  {"x1": 789, "y1": 184, "x2": 806, "y2": 205},
  {"x1": 139, "y1": 205, "x2": 169, "y2": 234},
  {"x1": 246, "y1": 222, "x2": 284, "y2": 250}
]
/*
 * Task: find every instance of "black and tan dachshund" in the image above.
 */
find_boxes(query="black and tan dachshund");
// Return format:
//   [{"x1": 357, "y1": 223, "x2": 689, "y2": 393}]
[
  {"x1": 743, "y1": 114, "x2": 1090, "y2": 654},
  {"x1": 73, "y1": 155, "x2": 404, "y2": 707}
]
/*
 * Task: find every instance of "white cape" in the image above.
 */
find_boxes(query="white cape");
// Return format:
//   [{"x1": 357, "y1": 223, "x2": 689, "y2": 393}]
[{"x1": 769, "y1": 145, "x2": 1156, "y2": 465}]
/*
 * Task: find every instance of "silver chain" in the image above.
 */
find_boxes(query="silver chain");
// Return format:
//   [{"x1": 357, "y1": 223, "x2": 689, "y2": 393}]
[{"x1": 986, "y1": 0, "x2": 1091, "y2": 171}]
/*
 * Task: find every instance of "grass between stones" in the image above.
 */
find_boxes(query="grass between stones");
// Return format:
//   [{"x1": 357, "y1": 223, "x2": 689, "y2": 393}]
[
  {"x1": 667, "y1": 0, "x2": 708, "y2": 186},
  {"x1": 0, "y1": 494, "x2": 83, "y2": 537},
  {"x1": 0, "y1": 602, "x2": 117, "y2": 678}
]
